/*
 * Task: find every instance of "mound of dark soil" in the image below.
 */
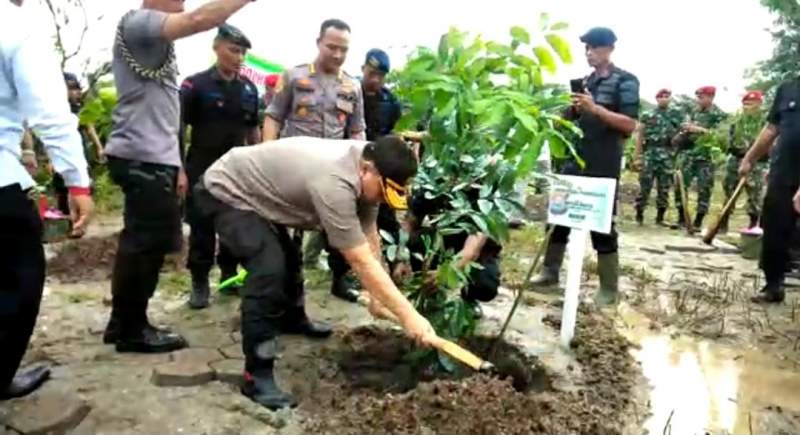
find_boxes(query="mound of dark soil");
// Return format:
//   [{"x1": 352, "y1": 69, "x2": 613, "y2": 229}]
[
  {"x1": 299, "y1": 309, "x2": 639, "y2": 435},
  {"x1": 47, "y1": 234, "x2": 187, "y2": 283}
]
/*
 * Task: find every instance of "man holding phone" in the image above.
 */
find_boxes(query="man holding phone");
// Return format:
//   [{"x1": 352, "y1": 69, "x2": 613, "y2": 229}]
[{"x1": 531, "y1": 27, "x2": 639, "y2": 306}]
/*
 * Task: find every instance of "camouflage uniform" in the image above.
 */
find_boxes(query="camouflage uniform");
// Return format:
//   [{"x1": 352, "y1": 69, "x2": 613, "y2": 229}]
[
  {"x1": 674, "y1": 105, "x2": 727, "y2": 215},
  {"x1": 723, "y1": 110, "x2": 767, "y2": 221},
  {"x1": 635, "y1": 106, "x2": 683, "y2": 212}
]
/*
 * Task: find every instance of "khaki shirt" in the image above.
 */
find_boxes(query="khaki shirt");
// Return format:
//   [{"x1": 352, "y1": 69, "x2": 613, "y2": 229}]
[
  {"x1": 203, "y1": 137, "x2": 378, "y2": 250},
  {"x1": 266, "y1": 63, "x2": 365, "y2": 139}
]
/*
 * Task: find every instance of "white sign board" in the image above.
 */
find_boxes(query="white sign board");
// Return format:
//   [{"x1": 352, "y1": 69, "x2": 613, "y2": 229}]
[
  {"x1": 545, "y1": 175, "x2": 617, "y2": 347},
  {"x1": 546, "y1": 175, "x2": 617, "y2": 235}
]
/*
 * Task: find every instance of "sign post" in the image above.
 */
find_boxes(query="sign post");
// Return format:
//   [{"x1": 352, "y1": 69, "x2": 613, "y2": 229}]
[{"x1": 546, "y1": 174, "x2": 617, "y2": 347}]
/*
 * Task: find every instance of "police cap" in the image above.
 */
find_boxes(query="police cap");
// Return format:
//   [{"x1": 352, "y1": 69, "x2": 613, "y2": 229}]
[
  {"x1": 580, "y1": 27, "x2": 617, "y2": 47},
  {"x1": 364, "y1": 48, "x2": 390, "y2": 74},
  {"x1": 216, "y1": 24, "x2": 251, "y2": 49}
]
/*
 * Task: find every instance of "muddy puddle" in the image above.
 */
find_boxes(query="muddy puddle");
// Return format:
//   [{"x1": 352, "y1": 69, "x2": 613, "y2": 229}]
[{"x1": 617, "y1": 305, "x2": 800, "y2": 434}]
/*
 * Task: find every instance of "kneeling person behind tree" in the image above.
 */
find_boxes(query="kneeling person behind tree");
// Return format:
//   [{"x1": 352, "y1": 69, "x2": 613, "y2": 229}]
[
  {"x1": 402, "y1": 188, "x2": 502, "y2": 318},
  {"x1": 195, "y1": 135, "x2": 437, "y2": 409}
]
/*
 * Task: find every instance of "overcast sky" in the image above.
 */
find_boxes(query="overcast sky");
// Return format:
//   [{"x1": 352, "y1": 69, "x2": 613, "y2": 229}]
[{"x1": 32, "y1": 0, "x2": 776, "y2": 111}]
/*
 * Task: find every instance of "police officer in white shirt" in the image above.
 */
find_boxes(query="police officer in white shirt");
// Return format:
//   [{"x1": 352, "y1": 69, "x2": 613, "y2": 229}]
[{"x1": 0, "y1": 0, "x2": 93, "y2": 400}]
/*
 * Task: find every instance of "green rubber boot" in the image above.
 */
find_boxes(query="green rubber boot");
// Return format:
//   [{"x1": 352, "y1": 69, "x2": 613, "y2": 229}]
[{"x1": 594, "y1": 253, "x2": 620, "y2": 307}]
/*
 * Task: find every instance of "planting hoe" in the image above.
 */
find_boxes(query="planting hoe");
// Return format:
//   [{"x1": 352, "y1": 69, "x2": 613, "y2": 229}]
[
  {"x1": 357, "y1": 295, "x2": 495, "y2": 372},
  {"x1": 703, "y1": 177, "x2": 746, "y2": 245}
]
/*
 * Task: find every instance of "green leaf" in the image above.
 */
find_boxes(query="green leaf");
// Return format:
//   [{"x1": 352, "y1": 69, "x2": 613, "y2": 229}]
[
  {"x1": 387, "y1": 245, "x2": 398, "y2": 262},
  {"x1": 550, "y1": 22, "x2": 569, "y2": 31},
  {"x1": 512, "y1": 105, "x2": 539, "y2": 133},
  {"x1": 470, "y1": 214, "x2": 489, "y2": 233},
  {"x1": 538, "y1": 13, "x2": 550, "y2": 31},
  {"x1": 510, "y1": 26, "x2": 531, "y2": 44},
  {"x1": 533, "y1": 46, "x2": 557, "y2": 74},
  {"x1": 478, "y1": 199, "x2": 494, "y2": 214},
  {"x1": 379, "y1": 229, "x2": 396, "y2": 244},
  {"x1": 546, "y1": 34, "x2": 573, "y2": 64}
]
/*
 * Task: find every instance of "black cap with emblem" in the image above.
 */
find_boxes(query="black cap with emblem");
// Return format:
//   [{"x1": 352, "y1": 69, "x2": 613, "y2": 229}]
[{"x1": 216, "y1": 24, "x2": 252, "y2": 49}]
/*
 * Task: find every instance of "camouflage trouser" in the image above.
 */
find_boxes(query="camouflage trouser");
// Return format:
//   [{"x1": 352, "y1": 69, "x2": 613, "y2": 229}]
[
  {"x1": 635, "y1": 147, "x2": 673, "y2": 211},
  {"x1": 674, "y1": 153, "x2": 715, "y2": 215},
  {"x1": 723, "y1": 155, "x2": 767, "y2": 216}
]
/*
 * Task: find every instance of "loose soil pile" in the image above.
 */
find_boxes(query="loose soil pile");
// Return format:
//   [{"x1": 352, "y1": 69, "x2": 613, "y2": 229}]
[
  {"x1": 299, "y1": 307, "x2": 639, "y2": 435},
  {"x1": 47, "y1": 233, "x2": 187, "y2": 283}
]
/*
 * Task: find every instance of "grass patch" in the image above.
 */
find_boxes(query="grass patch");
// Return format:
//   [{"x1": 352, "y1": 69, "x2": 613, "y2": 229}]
[
  {"x1": 65, "y1": 291, "x2": 101, "y2": 304},
  {"x1": 160, "y1": 270, "x2": 190, "y2": 298}
]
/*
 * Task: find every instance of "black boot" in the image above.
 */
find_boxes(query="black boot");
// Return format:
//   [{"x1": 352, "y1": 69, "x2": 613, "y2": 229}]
[
  {"x1": 112, "y1": 253, "x2": 188, "y2": 353},
  {"x1": 280, "y1": 306, "x2": 332, "y2": 338},
  {"x1": 188, "y1": 269, "x2": 210, "y2": 309},
  {"x1": 635, "y1": 207, "x2": 644, "y2": 226},
  {"x1": 242, "y1": 359, "x2": 296, "y2": 410},
  {"x1": 748, "y1": 213, "x2": 760, "y2": 229},
  {"x1": 331, "y1": 273, "x2": 360, "y2": 303},
  {"x1": 530, "y1": 243, "x2": 566, "y2": 288},
  {"x1": 693, "y1": 213, "x2": 706, "y2": 231},
  {"x1": 671, "y1": 207, "x2": 686, "y2": 230},
  {"x1": 751, "y1": 282, "x2": 785, "y2": 304},
  {"x1": 655, "y1": 208, "x2": 667, "y2": 227},
  {"x1": 0, "y1": 364, "x2": 50, "y2": 400}
]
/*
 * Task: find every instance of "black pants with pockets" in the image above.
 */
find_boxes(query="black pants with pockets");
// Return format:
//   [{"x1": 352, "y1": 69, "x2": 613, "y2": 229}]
[
  {"x1": 107, "y1": 157, "x2": 182, "y2": 336},
  {"x1": 194, "y1": 181, "x2": 303, "y2": 371}
]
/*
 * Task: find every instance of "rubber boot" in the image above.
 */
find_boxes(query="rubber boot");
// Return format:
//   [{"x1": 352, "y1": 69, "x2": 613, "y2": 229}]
[
  {"x1": 594, "y1": 253, "x2": 620, "y2": 306},
  {"x1": 188, "y1": 269, "x2": 210, "y2": 309},
  {"x1": 655, "y1": 208, "x2": 667, "y2": 227},
  {"x1": 671, "y1": 207, "x2": 686, "y2": 230},
  {"x1": 530, "y1": 243, "x2": 566, "y2": 287},
  {"x1": 331, "y1": 273, "x2": 360, "y2": 303},
  {"x1": 693, "y1": 212, "x2": 706, "y2": 233},
  {"x1": 748, "y1": 213, "x2": 759, "y2": 229},
  {"x1": 751, "y1": 282, "x2": 785, "y2": 304},
  {"x1": 635, "y1": 207, "x2": 644, "y2": 226},
  {"x1": 242, "y1": 346, "x2": 296, "y2": 410}
]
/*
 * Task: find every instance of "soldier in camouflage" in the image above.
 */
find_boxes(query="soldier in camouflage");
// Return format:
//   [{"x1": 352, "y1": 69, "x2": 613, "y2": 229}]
[
  {"x1": 634, "y1": 88, "x2": 682, "y2": 226},
  {"x1": 672, "y1": 86, "x2": 727, "y2": 230},
  {"x1": 719, "y1": 91, "x2": 767, "y2": 233}
]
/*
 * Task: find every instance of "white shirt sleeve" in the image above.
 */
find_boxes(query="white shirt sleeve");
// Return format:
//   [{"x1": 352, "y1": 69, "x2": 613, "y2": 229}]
[{"x1": 12, "y1": 28, "x2": 90, "y2": 188}]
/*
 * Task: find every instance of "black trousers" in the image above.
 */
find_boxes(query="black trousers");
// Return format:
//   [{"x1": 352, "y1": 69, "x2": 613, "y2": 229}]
[
  {"x1": 326, "y1": 203, "x2": 401, "y2": 280},
  {"x1": 551, "y1": 223, "x2": 619, "y2": 254},
  {"x1": 194, "y1": 182, "x2": 303, "y2": 371},
  {"x1": 185, "y1": 150, "x2": 238, "y2": 275},
  {"x1": 0, "y1": 184, "x2": 45, "y2": 391},
  {"x1": 760, "y1": 181, "x2": 800, "y2": 286},
  {"x1": 107, "y1": 157, "x2": 182, "y2": 335}
]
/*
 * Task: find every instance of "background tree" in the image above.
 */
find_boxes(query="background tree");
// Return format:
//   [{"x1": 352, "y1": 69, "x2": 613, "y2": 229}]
[
  {"x1": 746, "y1": 0, "x2": 800, "y2": 92},
  {"x1": 385, "y1": 17, "x2": 577, "y2": 348}
]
